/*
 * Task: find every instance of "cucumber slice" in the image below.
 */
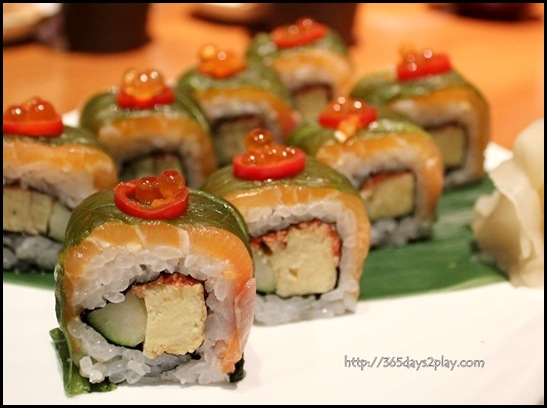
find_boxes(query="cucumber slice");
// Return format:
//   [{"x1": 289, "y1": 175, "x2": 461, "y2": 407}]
[
  {"x1": 86, "y1": 292, "x2": 147, "y2": 347},
  {"x1": 48, "y1": 201, "x2": 71, "y2": 242},
  {"x1": 294, "y1": 85, "x2": 331, "y2": 123},
  {"x1": 253, "y1": 250, "x2": 277, "y2": 293}
]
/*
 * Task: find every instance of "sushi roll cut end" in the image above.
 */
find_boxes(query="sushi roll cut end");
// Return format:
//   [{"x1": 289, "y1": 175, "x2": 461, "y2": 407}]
[
  {"x1": 53, "y1": 170, "x2": 255, "y2": 394},
  {"x1": 203, "y1": 128, "x2": 371, "y2": 325},
  {"x1": 3, "y1": 97, "x2": 118, "y2": 272}
]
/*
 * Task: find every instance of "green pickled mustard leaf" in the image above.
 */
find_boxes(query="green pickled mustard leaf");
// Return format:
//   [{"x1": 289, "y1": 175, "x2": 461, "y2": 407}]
[{"x1": 49, "y1": 328, "x2": 116, "y2": 396}]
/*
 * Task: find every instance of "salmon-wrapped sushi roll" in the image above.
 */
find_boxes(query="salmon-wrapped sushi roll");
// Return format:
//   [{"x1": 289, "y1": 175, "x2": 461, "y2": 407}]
[
  {"x1": 176, "y1": 45, "x2": 298, "y2": 166},
  {"x1": 286, "y1": 97, "x2": 444, "y2": 248},
  {"x1": 201, "y1": 129, "x2": 370, "y2": 325},
  {"x1": 247, "y1": 17, "x2": 354, "y2": 122},
  {"x1": 51, "y1": 170, "x2": 255, "y2": 395},
  {"x1": 79, "y1": 68, "x2": 217, "y2": 188},
  {"x1": 350, "y1": 46, "x2": 490, "y2": 188},
  {"x1": 3, "y1": 97, "x2": 117, "y2": 272}
]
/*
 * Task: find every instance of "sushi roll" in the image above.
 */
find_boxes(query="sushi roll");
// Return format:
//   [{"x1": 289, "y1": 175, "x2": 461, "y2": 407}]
[
  {"x1": 51, "y1": 170, "x2": 255, "y2": 395},
  {"x1": 286, "y1": 97, "x2": 444, "y2": 247},
  {"x1": 176, "y1": 45, "x2": 298, "y2": 166},
  {"x1": 201, "y1": 128, "x2": 370, "y2": 325},
  {"x1": 3, "y1": 97, "x2": 118, "y2": 272},
  {"x1": 246, "y1": 17, "x2": 354, "y2": 122},
  {"x1": 350, "y1": 46, "x2": 490, "y2": 188},
  {"x1": 79, "y1": 67, "x2": 217, "y2": 188}
]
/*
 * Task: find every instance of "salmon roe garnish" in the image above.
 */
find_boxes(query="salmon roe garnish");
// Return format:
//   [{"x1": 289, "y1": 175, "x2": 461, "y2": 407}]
[
  {"x1": 158, "y1": 169, "x2": 186, "y2": 198},
  {"x1": 332, "y1": 97, "x2": 365, "y2": 113},
  {"x1": 271, "y1": 17, "x2": 328, "y2": 49},
  {"x1": 198, "y1": 45, "x2": 246, "y2": 79},
  {"x1": 121, "y1": 68, "x2": 168, "y2": 100},
  {"x1": 244, "y1": 128, "x2": 275, "y2": 152},
  {"x1": 3, "y1": 96, "x2": 64, "y2": 137},
  {"x1": 241, "y1": 129, "x2": 299, "y2": 165},
  {"x1": 396, "y1": 45, "x2": 452, "y2": 81},
  {"x1": 3, "y1": 97, "x2": 60, "y2": 123},
  {"x1": 134, "y1": 170, "x2": 186, "y2": 206},
  {"x1": 318, "y1": 96, "x2": 378, "y2": 136},
  {"x1": 398, "y1": 46, "x2": 436, "y2": 75},
  {"x1": 135, "y1": 177, "x2": 162, "y2": 204}
]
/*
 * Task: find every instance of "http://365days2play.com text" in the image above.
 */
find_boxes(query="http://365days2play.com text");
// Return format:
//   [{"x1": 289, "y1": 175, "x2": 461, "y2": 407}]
[{"x1": 344, "y1": 355, "x2": 485, "y2": 371}]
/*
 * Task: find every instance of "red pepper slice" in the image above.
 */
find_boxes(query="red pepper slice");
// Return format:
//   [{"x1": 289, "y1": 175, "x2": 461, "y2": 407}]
[
  {"x1": 318, "y1": 97, "x2": 378, "y2": 129},
  {"x1": 116, "y1": 68, "x2": 175, "y2": 109},
  {"x1": 396, "y1": 47, "x2": 452, "y2": 81},
  {"x1": 114, "y1": 170, "x2": 189, "y2": 219},
  {"x1": 232, "y1": 128, "x2": 306, "y2": 181},
  {"x1": 233, "y1": 148, "x2": 306, "y2": 180},
  {"x1": 3, "y1": 97, "x2": 63, "y2": 137},
  {"x1": 271, "y1": 17, "x2": 328, "y2": 49}
]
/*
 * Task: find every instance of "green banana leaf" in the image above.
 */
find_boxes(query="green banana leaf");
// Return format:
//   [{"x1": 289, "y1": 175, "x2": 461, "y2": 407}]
[
  {"x1": 3, "y1": 177, "x2": 505, "y2": 298},
  {"x1": 360, "y1": 177, "x2": 506, "y2": 299},
  {"x1": 3, "y1": 269, "x2": 56, "y2": 288},
  {"x1": 49, "y1": 327, "x2": 116, "y2": 395}
]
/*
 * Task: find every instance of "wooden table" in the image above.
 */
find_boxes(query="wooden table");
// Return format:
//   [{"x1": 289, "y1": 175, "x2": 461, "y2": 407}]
[{"x1": 3, "y1": 3, "x2": 544, "y2": 149}]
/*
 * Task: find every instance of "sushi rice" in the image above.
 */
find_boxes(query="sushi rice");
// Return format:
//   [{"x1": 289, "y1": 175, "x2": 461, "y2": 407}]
[
  {"x1": 242, "y1": 198, "x2": 364, "y2": 325},
  {"x1": 334, "y1": 149, "x2": 439, "y2": 247},
  {"x1": 57, "y1": 230, "x2": 254, "y2": 386}
]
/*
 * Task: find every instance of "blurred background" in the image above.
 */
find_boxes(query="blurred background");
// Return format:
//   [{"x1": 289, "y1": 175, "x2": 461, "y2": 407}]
[{"x1": 3, "y1": 3, "x2": 544, "y2": 148}]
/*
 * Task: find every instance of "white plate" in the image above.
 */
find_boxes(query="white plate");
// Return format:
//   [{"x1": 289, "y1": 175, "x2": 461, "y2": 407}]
[
  {"x1": 3, "y1": 3, "x2": 60, "y2": 44},
  {"x1": 2, "y1": 143, "x2": 544, "y2": 404},
  {"x1": 2, "y1": 282, "x2": 544, "y2": 404}
]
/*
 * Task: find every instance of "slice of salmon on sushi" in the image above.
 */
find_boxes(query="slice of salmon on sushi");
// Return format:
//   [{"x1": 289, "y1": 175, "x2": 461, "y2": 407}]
[
  {"x1": 247, "y1": 17, "x2": 354, "y2": 122},
  {"x1": 51, "y1": 170, "x2": 255, "y2": 395},
  {"x1": 286, "y1": 97, "x2": 444, "y2": 248},
  {"x1": 79, "y1": 68, "x2": 217, "y2": 188},
  {"x1": 201, "y1": 128, "x2": 370, "y2": 326},
  {"x1": 176, "y1": 45, "x2": 299, "y2": 166},
  {"x1": 3, "y1": 97, "x2": 118, "y2": 272},
  {"x1": 350, "y1": 46, "x2": 490, "y2": 189}
]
